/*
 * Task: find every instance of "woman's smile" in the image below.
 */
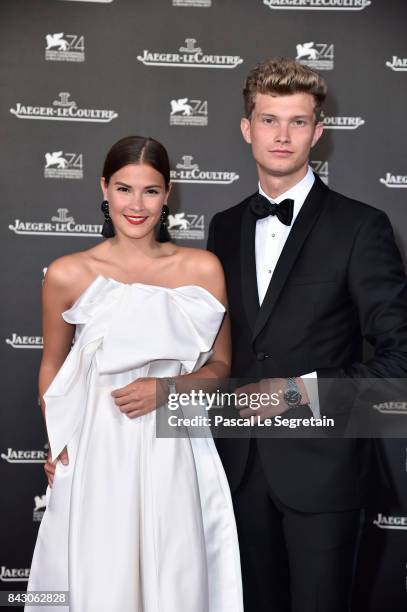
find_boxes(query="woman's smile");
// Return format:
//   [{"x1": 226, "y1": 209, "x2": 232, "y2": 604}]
[{"x1": 123, "y1": 214, "x2": 149, "y2": 225}]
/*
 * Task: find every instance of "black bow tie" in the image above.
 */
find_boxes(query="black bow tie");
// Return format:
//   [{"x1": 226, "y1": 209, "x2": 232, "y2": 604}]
[{"x1": 250, "y1": 193, "x2": 294, "y2": 226}]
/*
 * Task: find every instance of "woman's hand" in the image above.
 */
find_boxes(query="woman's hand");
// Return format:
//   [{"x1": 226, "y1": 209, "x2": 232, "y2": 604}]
[
  {"x1": 44, "y1": 445, "x2": 69, "y2": 488},
  {"x1": 111, "y1": 377, "x2": 167, "y2": 419}
]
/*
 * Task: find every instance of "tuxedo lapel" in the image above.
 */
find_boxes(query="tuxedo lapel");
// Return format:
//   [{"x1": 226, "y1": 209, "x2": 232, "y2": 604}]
[
  {"x1": 252, "y1": 174, "x2": 329, "y2": 342},
  {"x1": 240, "y1": 196, "x2": 260, "y2": 331}
]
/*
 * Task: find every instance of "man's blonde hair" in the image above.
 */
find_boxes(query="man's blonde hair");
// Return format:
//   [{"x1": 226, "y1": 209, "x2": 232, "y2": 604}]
[{"x1": 243, "y1": 57, "x2": 327, "y2": 122}]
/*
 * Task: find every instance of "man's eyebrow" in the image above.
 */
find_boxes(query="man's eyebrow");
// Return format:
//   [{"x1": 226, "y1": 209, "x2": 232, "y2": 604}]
[{"x1": 258, "y1": 113, "x2": 313, "y2": 120}]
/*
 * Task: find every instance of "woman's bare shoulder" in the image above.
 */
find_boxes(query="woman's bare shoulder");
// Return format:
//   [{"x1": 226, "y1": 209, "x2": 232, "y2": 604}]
[
  {"x1": 45, "y1": 252, "x2": 88, "y2": 284},
  {"x1": 175, "y1": 246, "x2": 223, "y2": 274},
  {"x1": 43, "y1": 247, "x2": 101, "y2": 304},
  {"x1": 174, "y1": 246, "x2": 226, "y2": 300}
]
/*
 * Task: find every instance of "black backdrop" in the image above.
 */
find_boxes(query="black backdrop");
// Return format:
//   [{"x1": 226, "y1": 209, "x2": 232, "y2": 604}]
[{"x1": 1, "y1": 0, "x2": 406, "y2": 609}]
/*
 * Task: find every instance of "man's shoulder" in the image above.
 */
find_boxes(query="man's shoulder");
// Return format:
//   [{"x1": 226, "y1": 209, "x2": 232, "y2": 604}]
[
  {"x1": 325, "y1": 185, "x2": 388, "y2": 223},
  {"x1": 210, "y1": 193, "x2": 255, "y2": 226}
]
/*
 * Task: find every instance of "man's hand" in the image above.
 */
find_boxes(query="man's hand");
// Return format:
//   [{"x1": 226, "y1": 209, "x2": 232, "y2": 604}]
[
  {"x1": 111, "y1": 377, "x2": 166, "y2": 419},
  {"x1": 235, "y1": 378, "x2": 310, "y2": 422},
  {"x1": 44, "y1": 445, "x2": 69, "y2": 488}
]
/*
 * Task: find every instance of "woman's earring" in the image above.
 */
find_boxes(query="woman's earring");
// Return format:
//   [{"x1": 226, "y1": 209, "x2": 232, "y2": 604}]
[
  {"x1": 100, "y1": 200, "x2": 115, "y2": 238},
  {"x1": 157, "y1": 203, "x2": 171, "y2": 243}
]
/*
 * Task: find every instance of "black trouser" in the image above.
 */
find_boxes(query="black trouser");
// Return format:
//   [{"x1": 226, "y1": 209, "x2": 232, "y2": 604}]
[{"x1": 232, "y1": 439, "x2": 362, "y2": 612}]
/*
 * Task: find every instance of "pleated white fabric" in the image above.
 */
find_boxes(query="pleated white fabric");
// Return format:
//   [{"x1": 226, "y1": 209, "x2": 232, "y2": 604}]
[{"x1": 25, "y1": 275, "x2": 243, "y2": 612}]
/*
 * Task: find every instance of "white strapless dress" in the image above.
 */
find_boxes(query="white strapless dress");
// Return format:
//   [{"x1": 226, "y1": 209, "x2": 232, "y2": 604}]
[{"x1": 25, "y1": 275, "x2": 243, "y2": 612}]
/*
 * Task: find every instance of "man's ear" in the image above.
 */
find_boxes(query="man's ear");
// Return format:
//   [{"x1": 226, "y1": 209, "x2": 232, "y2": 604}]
[
  {"x1": 311, "y1": 121, "x2": 324, "y2": 148},
  {"x1": 240, "y1": 117, "x2": 252, "y2": 144}
]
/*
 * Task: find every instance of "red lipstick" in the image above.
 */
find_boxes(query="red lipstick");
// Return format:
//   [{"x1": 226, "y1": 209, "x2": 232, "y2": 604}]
[{"x1": 124, "y1": 215, "x2": 148, "y2": 225}]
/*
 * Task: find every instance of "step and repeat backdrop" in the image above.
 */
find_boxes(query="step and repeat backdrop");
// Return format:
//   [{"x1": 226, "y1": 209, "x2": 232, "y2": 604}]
[{"x1": 1, "y1": 0, "x2": 406, "y2": 609}]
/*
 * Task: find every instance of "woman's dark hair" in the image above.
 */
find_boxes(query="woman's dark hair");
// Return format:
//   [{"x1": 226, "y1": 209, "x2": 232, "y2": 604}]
[{"x1": 102, "y1": 135, "x2": 170, "y2": 189}]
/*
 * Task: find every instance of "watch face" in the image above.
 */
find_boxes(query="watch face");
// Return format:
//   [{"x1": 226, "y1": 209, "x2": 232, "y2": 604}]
[{"x1": 284, "y1": 389, "x2": 302, "y2": 406}]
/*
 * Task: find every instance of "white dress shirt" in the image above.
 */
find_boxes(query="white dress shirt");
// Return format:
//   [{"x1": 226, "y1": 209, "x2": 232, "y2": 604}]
[
  {"x1": 255, "y1": 165, "x2": 320, "y2": 417},
  {"x1": 255, "y1": 165, "x2": 315, "y2": 304}
]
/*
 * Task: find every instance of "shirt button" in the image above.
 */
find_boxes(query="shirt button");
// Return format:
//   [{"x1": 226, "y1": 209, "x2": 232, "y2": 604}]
[
  {"x1": 267, "y1": 269, "x2": 272, "y2": 274},
  {"x1": 271, "y1": 233, "x2": 276, "y2": 237}
]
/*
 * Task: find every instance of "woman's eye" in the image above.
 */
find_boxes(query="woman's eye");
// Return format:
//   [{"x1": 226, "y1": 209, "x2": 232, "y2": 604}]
[
  {"x1": 146, "y1": 189, "x2": 159, "y2": 195},
  {"x1": 117, "y1": 186, "x2": 129, "y2": 192}
]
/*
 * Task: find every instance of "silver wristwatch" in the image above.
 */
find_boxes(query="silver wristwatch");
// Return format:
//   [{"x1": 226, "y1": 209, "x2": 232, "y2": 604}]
[{"x1": 283, "y1": 377, "x2": 302, "y2": 408}]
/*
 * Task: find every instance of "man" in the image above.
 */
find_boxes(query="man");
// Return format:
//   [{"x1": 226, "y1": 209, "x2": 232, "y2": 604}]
[{"x1": 207, "y1": 57, "x2": 407, "y2": 612}]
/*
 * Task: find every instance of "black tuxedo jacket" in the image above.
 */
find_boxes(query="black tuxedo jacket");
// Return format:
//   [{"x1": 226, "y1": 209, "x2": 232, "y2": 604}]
[{"x1": 207, "y1": 174, "x2": 407, "y2": 512}]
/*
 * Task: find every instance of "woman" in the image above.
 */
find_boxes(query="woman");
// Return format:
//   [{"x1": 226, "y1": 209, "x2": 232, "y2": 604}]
[{"x1": 26, "y1": 136, "x2": 243, "y2": 611}]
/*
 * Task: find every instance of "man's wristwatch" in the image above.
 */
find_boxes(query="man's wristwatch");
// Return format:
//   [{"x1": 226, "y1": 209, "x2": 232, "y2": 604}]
[{"x1": 283, "y1": 377, "x2": 302, "y2": 408}]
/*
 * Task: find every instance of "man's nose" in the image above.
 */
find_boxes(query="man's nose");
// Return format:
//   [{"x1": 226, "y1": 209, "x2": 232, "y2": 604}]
[{"x1": 275, "y1": 122, "x2": 290, "y2": 143}]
